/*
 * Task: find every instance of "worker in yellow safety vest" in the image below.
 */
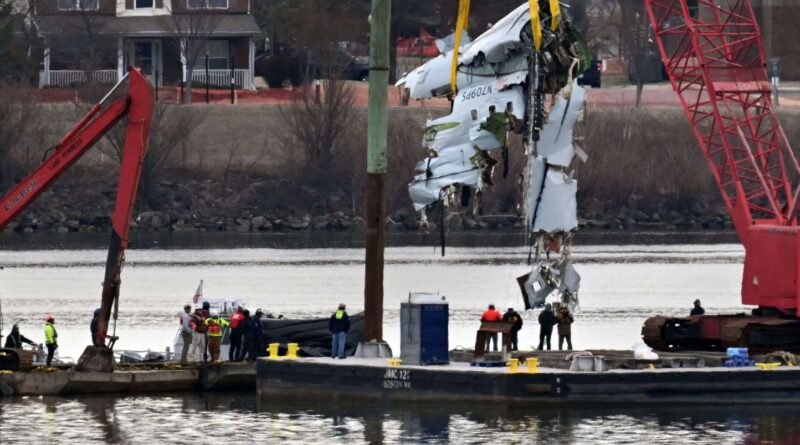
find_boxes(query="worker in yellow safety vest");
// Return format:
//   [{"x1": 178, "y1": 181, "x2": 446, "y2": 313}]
[
  {"x1": 205, "y1": 310, "x2": 230, "y2": 362},
  {"x1": 44, "y1": 314, "x2": 58, "y2": 367}
]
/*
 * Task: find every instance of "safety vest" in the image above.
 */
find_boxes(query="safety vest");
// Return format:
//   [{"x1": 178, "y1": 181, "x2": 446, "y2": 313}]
[
  {"x1": 335, "y1": 310, "x2": 345, "y2": 320},
  {"x1": 44, "y1": 323, "x2": 58, "y2": 345},
  {"x1": 205, "y1": 317, "x2": 229, "y2": 337}
]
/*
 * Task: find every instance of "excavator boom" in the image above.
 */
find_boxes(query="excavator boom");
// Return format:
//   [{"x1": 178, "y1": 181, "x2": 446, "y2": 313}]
[{"x1": 0, "y1": 68, "x2": 154, "y2": 370}]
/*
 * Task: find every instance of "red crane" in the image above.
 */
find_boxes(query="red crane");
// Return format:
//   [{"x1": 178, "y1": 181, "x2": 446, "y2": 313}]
[
  {"x1": 642, "y1": 0, "x2": 800, "y2": 351},
  {"x1": 0, "y1": 68, "x2": 154, "y2": 370}
]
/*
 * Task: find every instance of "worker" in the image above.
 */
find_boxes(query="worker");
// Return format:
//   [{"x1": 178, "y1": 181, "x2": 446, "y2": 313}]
[
  {"x1": 190, "y1": 302, "x2": 210, "y2": 362},
  {"x1": 248, "y1": 309, "x2": 264, "y2": 361},
  {"x1": 502, "y1": 307, "x2": 523, "y2": 351},
  {"x1": 556, "y1": 304, "x2": 574, "y2": 351},
  {"x1": 480, "y1": 303, "x2": 503, "y2": 352},
  {"x1": 205, "y1": 310, "x2": 230, "y2": 362},
  {"x1": 239, "y1": 309, "x2": 251, "y2": 361},
  {"x1": 329, "y1": 303, "x2": 350, "y2": 359},
  {"x1": 691, "y1": 299, "x2": 705, "y2": 316},
  {"x1": 537, "y1": 304, "x2": 557, "y2": 351},
  {"x1": 4, "y1": 324, "x2": 37, "y2": 349},
  {"x1": 229, "y1": 306, "x2": 245, "y2": 362},
  {"x1": 44, "y1": 315, "x2": 58, "y2": 367},
  {"x1": 90, "y1": 308, "x2": 102, "y2": 347},
  {"x1": 179, "y1": 304, "x2": 193, "y2": 364}
]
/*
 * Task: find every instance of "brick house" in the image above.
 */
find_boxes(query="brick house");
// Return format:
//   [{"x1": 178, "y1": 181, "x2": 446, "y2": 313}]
[{"x1": 30, "y1": 0, "x2": 260, "y2": 88}]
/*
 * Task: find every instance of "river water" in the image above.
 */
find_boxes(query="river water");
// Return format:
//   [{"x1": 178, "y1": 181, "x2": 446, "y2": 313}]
[{"x1": 0, "y1": 232, "x2": 798, "y2": 444}]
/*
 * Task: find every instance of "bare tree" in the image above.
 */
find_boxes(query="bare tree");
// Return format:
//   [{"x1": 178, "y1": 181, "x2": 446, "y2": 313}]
[
  {"x1": 278, "y1": 75, "x2": 356, "y2": 183},
  {"x1": 101, "y1": 104, "x2": 207, "y2": 208},
  {"x1": 0, "y1": 88, "x2": 46, "y2": 191},
  {"x1": 160, "y1": 7, "x2": 223, "y2": 104}
]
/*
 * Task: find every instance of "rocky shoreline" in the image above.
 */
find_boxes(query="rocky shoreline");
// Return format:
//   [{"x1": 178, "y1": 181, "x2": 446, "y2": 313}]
[{"x1": 5, "y1": 177, "x2": 732, "y2": 235}]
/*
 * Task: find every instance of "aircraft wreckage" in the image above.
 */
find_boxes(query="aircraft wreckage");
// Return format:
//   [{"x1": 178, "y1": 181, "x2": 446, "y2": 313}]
[{"x1": 397, "y1": 1, "x2": 589, "y2": 311}]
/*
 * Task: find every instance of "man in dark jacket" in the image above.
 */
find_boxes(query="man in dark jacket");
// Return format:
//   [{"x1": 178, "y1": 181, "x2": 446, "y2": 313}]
[
  {"x1": 556, "y1": 305, "x2": 574, "y2": 351},
  {"x1": 502, "y1": 307, "x2": 523, "y2": 351},
  {"x1": 690, "y1": 299, "x2": 705, "y2": 316},
  {"x1": 90, "y1": 308, "x2": 102, "y2": 347},
  {"x1": 239, "y1": 309, "x2": 251, "y2": 361},
  {"x1": 4, "y1": 324, "x2": 37, "y2": 349},
  {"x1": 537, "y1": 304, "x2": 557, "y2": 351},
  {"x1": 329, "y1": 303, "x2": 350, "y2": 359},
  {"x1": 247, "y1": 309, "x2": 264, "y2": 361}
]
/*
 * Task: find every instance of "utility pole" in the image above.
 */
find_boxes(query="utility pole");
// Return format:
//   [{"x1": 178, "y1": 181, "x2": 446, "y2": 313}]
[{"x1": 359, "y1": 0, "x2": 392, "y2": 357}]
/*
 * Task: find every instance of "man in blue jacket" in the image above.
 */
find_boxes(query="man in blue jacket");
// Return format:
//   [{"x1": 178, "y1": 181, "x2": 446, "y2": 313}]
[{"x1": 329, "y1": 303, "x2": 350, "y2": 359}]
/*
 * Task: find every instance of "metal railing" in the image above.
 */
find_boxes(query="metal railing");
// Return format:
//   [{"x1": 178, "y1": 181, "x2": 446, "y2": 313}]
[
  {"x1": 46, "y1": 69, "x2": 119, "y2": 87},
  {"x1": 191, "y1": 69, "x2": 252, "y2": 89}
]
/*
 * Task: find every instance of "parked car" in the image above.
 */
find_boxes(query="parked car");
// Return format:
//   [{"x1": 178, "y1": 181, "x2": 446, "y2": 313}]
[{"x1": 577, "y1": 59, "x2": 603, "y2": 88}]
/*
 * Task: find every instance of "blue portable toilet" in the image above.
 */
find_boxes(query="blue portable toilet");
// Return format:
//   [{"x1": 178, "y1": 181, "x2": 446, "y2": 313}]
[{"x1": 401, "y1": 293, "x2": 449, "y2": 365}]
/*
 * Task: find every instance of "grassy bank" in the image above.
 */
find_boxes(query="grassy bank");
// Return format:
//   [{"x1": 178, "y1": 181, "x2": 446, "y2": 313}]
[{"x1": 4, "y1": 105, "x2": 800, "y2": 234}]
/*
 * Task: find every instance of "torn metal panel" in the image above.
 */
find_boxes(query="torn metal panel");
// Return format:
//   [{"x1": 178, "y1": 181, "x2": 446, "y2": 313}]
[
  {"x1": 532, "y1": 170, "x2": 578, "y2": 233},
  {"x1": 409, "y1": 145, "x2": 481, "y2": 211},
  {"x1": 537, "y1": 80, "x2": 587, "y2": 167},
  {"x1": 460, "y1": 4, "x2": 531, "y2": 65},
  {"x1": 525, "y1": 156, "x2": 547, "y2": 229},
  {"x1": 560, "y1": 261, "x2": 581, "y2": 295},
  {"x1": 519, "y1": 265, "x2": 556, "y2": 310}
]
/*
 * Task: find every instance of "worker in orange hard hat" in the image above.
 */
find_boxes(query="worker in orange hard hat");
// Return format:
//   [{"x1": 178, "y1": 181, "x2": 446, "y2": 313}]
[{"x1": 44, "y1": 314, "x2": 58, "y2": 367}]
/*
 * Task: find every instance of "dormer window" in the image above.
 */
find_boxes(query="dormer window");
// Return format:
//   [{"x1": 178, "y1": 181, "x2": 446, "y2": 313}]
[
  {"x1": 135, "y1": 0, "x2": 154, "y2": 7},
  {"x1": 187, "y1": 0, "x2": 228, "y2": 9},
  {"x1": 57, "y1": 0, "x2": 99, "y2": 10}
]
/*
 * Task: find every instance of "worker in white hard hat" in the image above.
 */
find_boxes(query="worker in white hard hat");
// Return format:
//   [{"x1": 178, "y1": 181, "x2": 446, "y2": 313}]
[{"x1": 204, "y1": 309, "x2": 229, "y2": 362}]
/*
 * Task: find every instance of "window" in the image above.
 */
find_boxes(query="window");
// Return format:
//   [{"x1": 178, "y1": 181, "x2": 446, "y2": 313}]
[
  {"x1": 187, "y1": 0, "x2": 228, "y2": 9},
  {"x1": 194, "y1": 40, "x2": 229, "y2": 70},
  {"x1": 135, "y1": 0, "x2": 154, "y2": 7},
  {"x1": 57, "y1": 0, "x2": 99, "y2": 10}
]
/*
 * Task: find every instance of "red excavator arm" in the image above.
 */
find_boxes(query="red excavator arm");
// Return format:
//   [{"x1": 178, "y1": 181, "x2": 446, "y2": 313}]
[{"x1": 0, "y1": 68, "x2": 154, "y2": 362}]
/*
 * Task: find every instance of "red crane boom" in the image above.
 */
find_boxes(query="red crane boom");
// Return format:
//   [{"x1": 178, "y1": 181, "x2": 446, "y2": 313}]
[
  {"x1": 642, "y1": 0, "x2": 800, "y2": 351},
  {"x1": 0, "y1": 68, "x2": 154, "y2": 370}
]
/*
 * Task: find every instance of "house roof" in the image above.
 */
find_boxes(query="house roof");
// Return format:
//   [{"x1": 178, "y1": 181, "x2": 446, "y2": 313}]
[{"x1": 33, "y1": 15, "x2": 261, "y2": 38}]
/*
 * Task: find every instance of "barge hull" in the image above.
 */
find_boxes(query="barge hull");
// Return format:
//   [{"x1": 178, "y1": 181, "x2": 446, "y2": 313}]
[{"x1": 257, "y1": 358, "x2": 800, "y2": 405}]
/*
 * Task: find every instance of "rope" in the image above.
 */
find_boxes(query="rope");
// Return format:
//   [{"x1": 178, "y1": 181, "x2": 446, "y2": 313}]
[{"x1": 450, "y1": 0, "x2": 471, "y2": 94}]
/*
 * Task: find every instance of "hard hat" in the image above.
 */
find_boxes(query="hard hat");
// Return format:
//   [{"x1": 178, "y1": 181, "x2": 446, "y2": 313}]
[
  {"x1": 210, "y1": 309, "x2": 219, "y2": 316},
  {"x1": 94, "y1": 308, "x2": 101, "y2": 316}
]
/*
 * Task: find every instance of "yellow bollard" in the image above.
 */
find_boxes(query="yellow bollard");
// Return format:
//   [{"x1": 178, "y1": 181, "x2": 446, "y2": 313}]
[
  {"x1": 388, "y1": 358, "x2": 402, "y2": 366},
  {"x1": 525, "y1": 357, "x2": 539, "y2": 374},
  {"x1": 267, "y1": 343, "x2": 280, "y2": 359},
  {"x1": 507, "y1": 358, "x2": 519, "y2": 373},
  {"x1": 286, "y1": 343, "x2": 300, "y2": 359}
]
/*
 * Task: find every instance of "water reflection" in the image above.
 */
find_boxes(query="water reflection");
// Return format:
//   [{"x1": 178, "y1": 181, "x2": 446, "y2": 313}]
[{"x1": 2, "y1": 393, "x2": 800, "y2": 443}]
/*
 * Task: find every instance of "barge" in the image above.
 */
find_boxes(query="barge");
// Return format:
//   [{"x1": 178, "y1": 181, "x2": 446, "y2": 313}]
[
  {"x1": 256, "y1": 354, "x2": 800, "y2": 405},
  {"x1": 0, "y1": 362, "x2": 256, "y2": 396}
]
